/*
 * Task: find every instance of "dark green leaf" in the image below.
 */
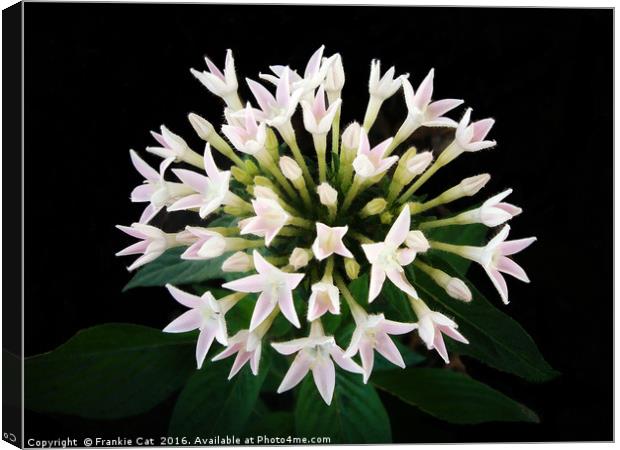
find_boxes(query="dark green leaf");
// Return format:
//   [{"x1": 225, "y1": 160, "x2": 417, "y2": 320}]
[
  {"x1": 25, "y1": 324, "x2": 197, "y2": 419},
  {"x1": 123, "y1": 247, "x2": 229, "y2": 290},
  {"x1": 244, "y1": 411, "x2": 295, "y2": 438},
  {"x1": 169, "y1": 358, "x2": 269, "y2": 437},
  {"x1": 295, "y1": 371, "x2": 391, "y2": 443},
  {"x1": 424, "y1": 223, "x2": 488, "y2": 273},
  {"x1": 409, "y1": 261, "x2": 558, "y2": 382},
  {"x1": 372, "y1": 368, "x2": 539, "y2": 424}
]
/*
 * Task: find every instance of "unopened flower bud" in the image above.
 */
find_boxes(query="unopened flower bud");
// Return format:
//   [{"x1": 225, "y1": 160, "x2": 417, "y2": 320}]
[
  {"x1": 253, "y1": 185, "x2": 279, "y2": 201},
  {"x1": 289, "y1": 247, "x2": 312, "y2": 270},
  {"x1": 253, "y1": 176, "x2": 276, "y2": 190},
  {"x1": 197, "y1": 234, "x2": 227, "y2": 258},
  {"x1": 317, "y1": 182, "x2": 338, "y2": 206},
  {"x1": 406, "y1": 151, "x2": 433, "y2": 176},
  {"x1": 324, "y1": 54, "x2": 345, "y2": 97},
  {"x1": 231, "y1": 166, "x2": 253, "y2": 185},
  {"x1": 459, "y1": 174, "x2": 491, "y2": 197},
  {"x1": 380, "y1": 211, "x2": 394, "y2": 225},
  {"x1": 222, "y1": 251, "x2": 253, "y2": 272},
  {"x1": 188, "y1": 113, "x2": 214, "y2": 141},
  {"x1": 446, "y1": 278, "x2": 472, "y2": 302},
  {"x1": 344, "y1": 258, "x2": 360, "y2": 280},
  {"x1": 405, "y1": 230, "x2": 430, "y2": 252},
  {"x1": 279, "y1": 156, "x2": 302, "y2": 181},
  {"x1": 360, "y1": 198, "x2": 387, "y2": 217},
  {"x1": 341, "y1": 122, "x2": 361, "y2": 159},
  {"x1": 244, "y1": 159, "x2": 260, "y2": 176}
]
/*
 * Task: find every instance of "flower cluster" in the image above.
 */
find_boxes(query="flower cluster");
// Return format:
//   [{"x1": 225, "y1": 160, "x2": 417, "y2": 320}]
[{"x1": 117, "y1": 46, "x2": 536, "y2": 405}]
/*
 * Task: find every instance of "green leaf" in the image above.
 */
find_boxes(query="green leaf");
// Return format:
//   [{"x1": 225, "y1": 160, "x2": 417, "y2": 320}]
[
  {"x1": 409, "y1": 260, "x2": 558, "y2": 382},
  {"x1": 169, "y1": 358, "x2": 269, "y2": 437},
  {"x1": 295, "y1": 371, "x2": 392, "y2": 443},
  {"x1": 25, "y1": 324, "x2": 197, "y2": 419},
  {"x1": 424, "y1": 223, "x2": 488, "y2": 273},
  {"x1": 123, "y1": 247, "x2": 229, "y2": 290},
  {"x1": 372, "y1": 368, "x2": 539, "y2": 424},
  {"x1": 244, "y1": 411, "x2": 295, "y2": 438}
]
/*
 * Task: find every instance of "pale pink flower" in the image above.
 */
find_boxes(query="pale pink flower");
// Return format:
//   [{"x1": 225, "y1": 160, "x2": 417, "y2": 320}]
[
  {"x1": 168, "y1": 145, "x2": 231, "y2": 219},
  {"x1": 163, "y1": 285, "x2": 227, "y2": 369},
  {"x1": 222, "y1": 251, "x2": 254, "y2": 272},
  {"x1": 410, "y1": 297, "x2": 469, "y2": 364},
  {"x1": 368, "y1": 59, "x2": 408, "y2": 101},
  {"x1": 476, "y1": 189, "x2": 522, "y2": 227},
  {"x1": 361, "y1": 205, "x2": 419, "y2": 302},
  {"x1": 190, "y1": 49, "x2": 240, "y2": 108},
  {"x1": 301, "y1": 86, "x2": 342, "y2": 135},
  {"x1": 311, "y1": 223, "x2": 353, "y2": 261},
  {"x1": 222, "y1": 251, "x2": 305, "y2": 330},
  {"x1": 240, "y1": 197, "x2": 289, "y2": 246},
  {"x1": 129, "y1": 150, "x2": 191, "y2": 224},
  {"x1": 272, "y1": 325, "x2": 363, "y2": 405},
  {"x1": 115, "y1": 223, "x2": 175, "y2": 271},
  {"x1": 323, "y1": 54, "x2": 345, "y2": 101},
  {"x1": 221, "y1": 103, "x2": 267, "y2": 155},
  {"x1": 344, "y1": 313, "x2": 416, "y2": 383},
  {"x1": 352, "y1": 128, "x2": 399, "y2": 178},
  {"x1": 212, "y1": 329, "x2": 263, "y2": 379},
  {"x1": 246, "y1": 68, "x2": 302, "y2": 127},
  {"x1": 178, "y1": 227, "x2": 226, "y2": 260},
  {"x1": 455, "y1": 108, "x2": 496, "y2": 152},
  {"x1": 402, "y1": 69, "x2": 463, "y2": 129},
  {"x1": 307, "y1": 281, "x2": 340, "y2": 321},
  {"x1": 147, "y1": 126, "x2": 191, "y2": 161},
  {"x1": 459, "y1": 225, "x2": 536, "y2": 304}
]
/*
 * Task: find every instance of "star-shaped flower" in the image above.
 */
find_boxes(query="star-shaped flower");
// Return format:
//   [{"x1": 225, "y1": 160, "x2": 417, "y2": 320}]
[
  {"x1": 221, "y1": 103, "x2": 267, "y2": 156},
  {"x1": 272, "y1": 324, "x2": 363, "y2": 405},
  {"x1": 222, "y1": 251, "x2": 305, "y2": 330},
  {"x1": 146, "y1": 125, "x2": 191, "y2": 161},
  {"x1": 163, "y1": 285, "x2": 227, "y2": 369},
  {"x1": 168, "y1": 145, "x2": 231, "y2": 219},
  {"x1": 344, "y1": 313, "x2": 416, "y2": 383},
  {"x1": 178, "y1": 227, "x2": 227, "y2": 260},
  {"x1": 307, "y1": 281, "x2": 340, "y2": 321},
  {"x1": 212, "y1": 329, "x2": 263, "y2": 379},
  {"x1": 190, "y1": 49, "x2": 241, "y2": 108},
  {"x1": 455, "y1": 108, "x2": 496, "y2": 152},
  {"x1": 246, "y1": 68, "x2": 302, "y2": 128},
  {"x1": 361, "y1": 205, "x2": 419, "y2": 302},
  {"x1": 352, "y1": 128, "x2": 399, "y2": 179},
  {"x1": 311, "y1": 223, "x2": 353, "y2": 261},
  {"x1": 239, "y1": 197, "x2": 290, "y2": 246},
  {"x1": 368, "y1": 59, "x2": 408, "y2": 101},
  {"x1": 301, "y1": 86, "x2": 342, "y2": 135}
]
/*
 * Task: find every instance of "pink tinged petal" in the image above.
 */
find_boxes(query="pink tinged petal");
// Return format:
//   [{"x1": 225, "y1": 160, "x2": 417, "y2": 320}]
[
  {"x1": 278, "y1": 288, "x2": 301, "y2": 328},
  {"x1": 150, "y1": 131, "x2": 167, "y2": 147},
  {"x1": 486, "y1": 267, "x2": 509, "y2": 304},
  {"x1": 222, "y1": 274, "x2": 264, "y2": 293},
  {"x1": 139, "y1": 204, "x2": 161, "y2": 225},
  {"x1": 382, "y1": 319, "x2": 417, "y2": 335},
  {"x1": 334, "y1": 241, "x2": 354, "y2": 258},
  {"x1": 375, "y1": 333, "x2": 405, "y2": 368},
  {"x1": 239, "y1": 217, "x2": 267, "y2": 236},
  {"x1": 172, "y1": 169, "x2": 208, "y2": 193},
  {"x1": 275, "y1": 68, "x2": 291, "y2": 107},
  {"x1": 116, "y1": 240, "x2": 149, "y2": 256},
  {"x1": 264, "y1": 226, "x2": 283, "y2": 246},
  {"x1": 386, "y1": 269, "x2": 418, "y2": 299},
  {"x1": 130, "y1": 150, "x2": 159, "y2": 180},
  {"x1": 271, "y1": 338, "x2": 309, "y2": 356},
  {"x1": 244, "y1": 104, "x2": 258, "y2": 135},
  {"x1": 343, "y1": 328, "x2": 363, "y2": 358},
  {"x1": 422, "y1": 117, "x2": 459, "y2": 128},
  {"x1": 368, "y1": 265, "x2": 387, "y2": 303},
  {"x1": 413, "y1": 68, "x2": 434, "y2": 110},
  {"x1": 357, "y1": 128, "x2": 371, "y2": 155},
  {"x1": 166, "y1": 284, "x2": 202, "y2": 308},
  {"x1": 116, "y1": 224, "x2": 148, "y2": 240},
  {"x1": 385, "y1": 204, "x2": 411, "y2": 246},
  {"x1": 496, "y1": 256, "x2": 530, "y2": 282},
  {"x1": 127, "y1": 252, "x2": 160, "y2": 271},
  {"x1": 202, "y1": 145, "x2": 220, "y2": 180},
  {"x1": 369, "y1": 138, "x2": 393, "y2": 160},
  {"x1": 417, "y1": 317, "x2": 435, "y2": 348},
  {"x1": 312, "y1": 358, "x2": 336, "y2": 405},
  {"x1": 163, "y1": 309, "x2": 202, "y2": 333},
  {"x1": 250, "y1": 345, "x2": 262, "y2": 375},
  {"x1": 496, "y1": 203, "x2": 523, "y2": 217},
  {"x1": 361, "y1": 242, "x2": 386, "y2": 264},
  {"x1": 472, "y1": 118, "x2": 495, "y2": 141},
  {"x1": 167, "y1": 193, "x2": 205, "y2": 212},
  {"x1": 229, "y1": 351, "x2": 253, "y2": 379},
  {"x1": 466, "y1": 140, "x2": 497, "y2": 152},
  {"x1": 249, "y1": 291, "x2": 276, "y2": 331},
  {"x1": 307, "y1": 295, "x2": 328, "y2": 321},
  {"x1": 246, "y1": 78, "x2": 276, "y2": 113},
  {"x1": 396, "y1": 248, "x2": 417, "y2": 267},
  {"x1": 439, "y1": 325, "x2": 469, "y2": 345},
  {"x1": 426, "y1": 98, "x2": 464, "y2": 118},
  {"x1": 432, "y1": 331, "x2": 450, "y2": 364},
  {"x1": 284, "y1": 272, "x2": 305, "y2": 291},
  {"x1": 196, "y1": 327, "x2": 216, "y2": 369},
  {"x1": 212, "y1": 341, "x2": 242, "y2": 362},
  {"x1": 277, "y1": 352, "x2": 312, "y2": 393},
  {"x1": 214, "y1": 317, "x2": 228, "y2": 345},
  {"x1": 329, "y1": 346, "x2": 364, "y2": 374},
  {"x1": 359, "y1": 340, "x2": 375, "y2": 384},
  {"x1": 253, "y1": 250, "x2": 276, "y2": 275},
  {"x1": 204, "y1": 55, "x2": 225, "y2": 80},
  {"x1": 131, "y1": 184, "x2": 156, "y2": 202},
  {"x1": 304, "y1": 45, "x2": 324, "y2": 77},
  {"x1": 500, "y1": 237, "x2": 537, "y2": 256}
]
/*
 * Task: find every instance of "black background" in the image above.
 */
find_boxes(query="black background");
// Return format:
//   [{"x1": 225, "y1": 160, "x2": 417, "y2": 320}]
[{"x1": 23, "y1": 3, "x2": 612, "y2": 443}]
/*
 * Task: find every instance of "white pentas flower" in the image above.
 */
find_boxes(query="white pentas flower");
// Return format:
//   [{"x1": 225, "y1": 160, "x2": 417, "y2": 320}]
[{"x1": 118, "y1": 46, "x2": 537, "y2": 405}]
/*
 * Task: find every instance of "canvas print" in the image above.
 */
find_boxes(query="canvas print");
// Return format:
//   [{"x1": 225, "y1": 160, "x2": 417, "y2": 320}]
[{"x1": 3, "y1": 2, "x2": 613, "y2": 447}]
